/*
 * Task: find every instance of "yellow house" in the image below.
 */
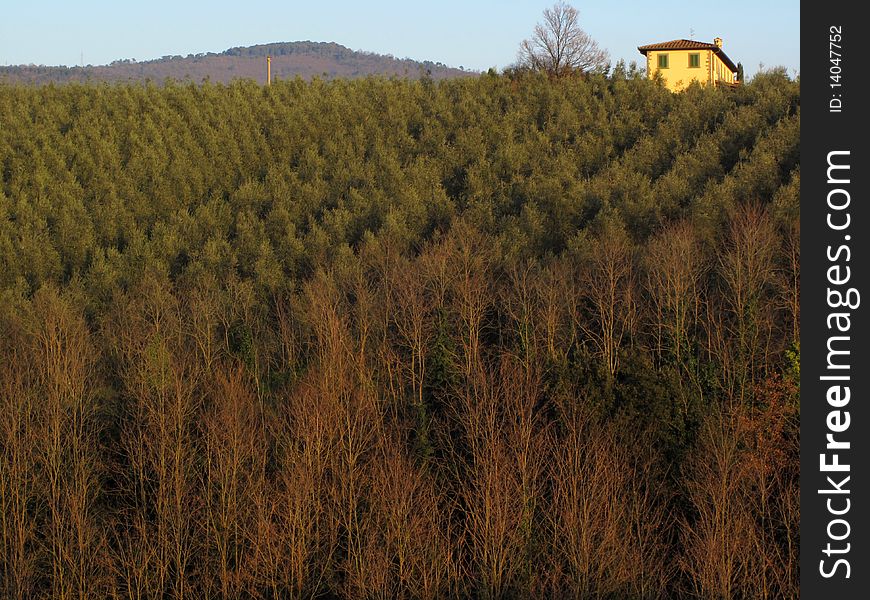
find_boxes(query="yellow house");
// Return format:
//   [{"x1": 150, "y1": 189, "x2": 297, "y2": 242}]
[{"x1": 638, "y1": 38, "x2": 738, "y2": 92}]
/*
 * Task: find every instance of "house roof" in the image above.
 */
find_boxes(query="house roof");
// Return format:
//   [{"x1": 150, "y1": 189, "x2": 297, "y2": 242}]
[{"x1": 637, "y1": 39, "x2": 738, "y2": 73}]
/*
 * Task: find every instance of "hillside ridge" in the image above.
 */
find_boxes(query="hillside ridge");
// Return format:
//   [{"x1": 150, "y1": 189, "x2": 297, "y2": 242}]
[{"x1": 0, "y1": 40, "x2": 474, "y2": 84}]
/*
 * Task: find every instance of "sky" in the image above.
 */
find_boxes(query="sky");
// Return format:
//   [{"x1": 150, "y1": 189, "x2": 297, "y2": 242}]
[{"x1": 1, "y1": 1, "x2": 799, "y2": 79}]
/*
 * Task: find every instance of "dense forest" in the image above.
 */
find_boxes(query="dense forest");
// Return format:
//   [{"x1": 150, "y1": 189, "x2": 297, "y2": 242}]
[
  {"x1": 0, "y1": 41, "x2": 471, "y2": 85},
  {"x1": 0, "y1": 67, "x2": 799, "y2": 599}
]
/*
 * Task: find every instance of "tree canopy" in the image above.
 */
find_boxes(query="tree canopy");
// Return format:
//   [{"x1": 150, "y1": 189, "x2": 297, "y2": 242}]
[{"x1": 0, "y1": 69, "x2": 800, "y2": 598}]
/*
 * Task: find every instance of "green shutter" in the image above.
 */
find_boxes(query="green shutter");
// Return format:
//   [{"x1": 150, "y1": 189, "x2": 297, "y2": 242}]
[
  {"x1": 689, "y1": 53, "x2": 700, "y2": 68},
  {"x1": 658, "y1": 54, "x2": 668, "y2": 69}
]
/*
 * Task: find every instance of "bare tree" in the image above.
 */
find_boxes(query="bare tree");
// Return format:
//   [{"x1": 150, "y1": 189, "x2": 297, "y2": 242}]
[
  {"x1": 713, "y1": 203, "x2": 779, "y2": 404},
  {"x1": 519, "y1": 2, "x2": 609, "y2": 76},
  {"x1": 644, "y1": 221, "x2": 705, "y2": 371},
  {"x1": 29, "y1": 286, "x2": 104, "y2": 600},
  {"x1": 580, "y1": 219, "x2": 636, "y2": 378}
]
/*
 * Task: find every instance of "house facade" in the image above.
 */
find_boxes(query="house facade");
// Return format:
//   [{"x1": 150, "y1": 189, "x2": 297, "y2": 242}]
[{"x1": 638, "y1": 38, "x2": 738, "y2": 92}]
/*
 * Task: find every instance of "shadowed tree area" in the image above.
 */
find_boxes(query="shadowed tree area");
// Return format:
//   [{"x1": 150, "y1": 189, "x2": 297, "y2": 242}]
[{"x1": 0, "y1": 68, "x2": 799, "y2": 598}]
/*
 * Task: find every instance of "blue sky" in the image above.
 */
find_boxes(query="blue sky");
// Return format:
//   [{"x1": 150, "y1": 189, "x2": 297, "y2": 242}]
[{"x1": 1, "y1": 1, "x2": 799, "y2": 78}]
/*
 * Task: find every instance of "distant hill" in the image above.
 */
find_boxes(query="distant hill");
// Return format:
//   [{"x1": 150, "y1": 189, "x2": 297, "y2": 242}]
[{"x1": 0, "y1": 41, "x2": 475, "y2": 85}]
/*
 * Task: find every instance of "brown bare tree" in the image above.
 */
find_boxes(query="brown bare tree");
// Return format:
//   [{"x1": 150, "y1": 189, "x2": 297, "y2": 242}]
[
  {"x1": 518, "y1": 2, "x2": 609, "y2": 77},
  {"x1": 547, "y1": 400, "x2": 671, "y2": 597},
  {"x1": 645, "y1": 221, "x2": 705, "y2": 370},
  {"x1": 460, "y1": 358, "x2": 547, "y2": 599},
  {"x1": 29, "y1": 286, "x2": 104, "y2": 600},
  {"x1": 0, "y1": 311, "x2": 40, "y2": 599},
  {"x1": 107, "y1": 275, "x2": 202, "y2": 600},
  {"x1": 201, "y1": 367, "x2": 266, "y2": 599},
  {"x1": 581, "y1": 220, "x2": 636, "y2": 378},
  {"x1": 712, "y1": 203, "x2": 779, "y2": 404}
]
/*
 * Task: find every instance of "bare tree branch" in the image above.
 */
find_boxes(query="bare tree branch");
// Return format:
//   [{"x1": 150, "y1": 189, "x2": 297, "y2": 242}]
[{"x1": 518, "y1": 2, "x2": 609, "y2": 76}]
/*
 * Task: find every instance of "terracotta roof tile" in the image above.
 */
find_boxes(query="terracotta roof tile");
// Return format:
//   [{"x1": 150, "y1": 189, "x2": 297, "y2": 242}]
[{"x1": 638, "y1": 39, "x2": 718, "y2": 51}]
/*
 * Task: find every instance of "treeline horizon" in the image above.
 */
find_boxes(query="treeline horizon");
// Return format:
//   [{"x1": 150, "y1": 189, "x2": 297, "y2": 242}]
[
  {"x1": 0, "y1": 40, "x2": 473, "y2": 86},
  {"x1": 1, "y1": 69, "x2": 799, "y2": 598}
]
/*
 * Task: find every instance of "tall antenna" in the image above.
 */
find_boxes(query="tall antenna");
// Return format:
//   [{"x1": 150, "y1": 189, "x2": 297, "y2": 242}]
[
  {"x1": 689, "y1": 27, "x2": 695, "y2": 40},
  {"x1": 267, "y1": 56, "x2": 271, "y2": 86}
]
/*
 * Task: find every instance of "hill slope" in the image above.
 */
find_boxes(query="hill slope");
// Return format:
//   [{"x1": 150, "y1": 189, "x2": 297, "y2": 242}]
[
  {"x1": 0, "y1": 72, "x2": 800, "y2": 599},
  {"x1": 0, "y1": 41, "x2": 473, "y2": 84}
]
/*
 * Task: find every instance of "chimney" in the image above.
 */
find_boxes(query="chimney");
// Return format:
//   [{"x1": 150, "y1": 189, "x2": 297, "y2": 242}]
[{"x1": 714, "y1": 37, "x2": 723, "y2": 48}]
